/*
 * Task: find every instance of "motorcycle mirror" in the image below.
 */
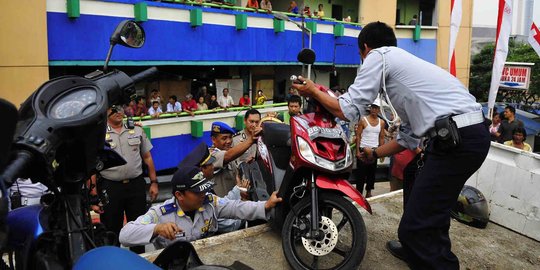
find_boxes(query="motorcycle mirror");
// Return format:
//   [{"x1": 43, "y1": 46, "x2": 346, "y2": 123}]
[
  {"x1": 111, "y1": 20, "x2": 145, "y2": 48},
  {"x1": 103, "y1": 20, "x2": 145, "y2": 72},
  {"x1": 297, "y1": 48, "x2": 316, "y2": 65}
]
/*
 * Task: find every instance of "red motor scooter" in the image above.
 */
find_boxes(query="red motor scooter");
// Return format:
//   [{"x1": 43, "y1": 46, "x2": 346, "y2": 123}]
[{"x1": 241, "y1": 49, "x2": 372, "y2": 270}]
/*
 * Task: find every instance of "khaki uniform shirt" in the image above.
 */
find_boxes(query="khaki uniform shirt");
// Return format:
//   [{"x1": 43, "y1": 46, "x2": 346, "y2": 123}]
[
  {"x1": 119, "y1": 195, "x2": 268, "y2": 249},
  {"x1": 100, "y1": 124, "x2": 152, "y2": 181},
  {"x1": 210, "y1": 147, "x2": 237, "y2": 197},
  {"x1": 231, "y1": 129, "x2": 257, "y2": 167}
]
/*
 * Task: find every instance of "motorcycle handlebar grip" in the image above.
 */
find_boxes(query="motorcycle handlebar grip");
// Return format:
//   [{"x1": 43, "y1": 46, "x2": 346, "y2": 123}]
[
  {"x1": 131, "y1": 67, "x2": 158, "y2": 84},
  {"x1": 1, "y1": 150, "x2": 32, "y2": 187}
]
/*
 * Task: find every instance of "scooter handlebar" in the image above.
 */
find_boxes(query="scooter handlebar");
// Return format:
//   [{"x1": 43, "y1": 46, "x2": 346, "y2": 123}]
[
  {"x1": 131, "y1": 67, "x2": 158, "y2": 85},
  {"x1": 1, "y1": 150, "x2": 33, "y2": 188}
]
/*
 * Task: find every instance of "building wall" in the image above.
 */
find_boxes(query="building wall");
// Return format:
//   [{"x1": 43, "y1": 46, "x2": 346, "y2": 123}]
[
  {"x1": 359, "y1": 0, "x2": 472, "y2": 87},
  {"x1": 46, "y1": 0, "x2": 362, "y2": 66},
  {"x1": 359, "y1": 0, "x2": 397, "y2": 26},
  {"x1": 0, "y1": 1, "x2": 49, "y2": 107}
]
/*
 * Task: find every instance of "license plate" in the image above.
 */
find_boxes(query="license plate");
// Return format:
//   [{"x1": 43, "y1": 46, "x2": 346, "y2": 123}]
[{"x1": 307, "y1": 126, "x2": 343, "y2": 139}]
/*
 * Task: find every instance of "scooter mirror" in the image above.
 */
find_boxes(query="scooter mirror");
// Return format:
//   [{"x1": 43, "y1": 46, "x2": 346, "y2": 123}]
[
  {"x1": 297, "y1": 48, "x2": 316, "y2": 65},
  {"x1": 104, "y1": 20, "x2": 145, "y2": 72},
  {"x1": 111, "y1": 20, "x2": 145, "y2": 48}
]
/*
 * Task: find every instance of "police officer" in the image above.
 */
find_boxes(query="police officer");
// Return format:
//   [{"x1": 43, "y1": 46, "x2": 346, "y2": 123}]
[
  {"x1": 119, "y1": 167, "x2": 281, "y2": 249},
  {"x1": 179, "y1": 141, "x2": 251, "y2": 233},
  {"x1": 293, "y1": 22, "x2": 490, "y2": 269},
  {"x1": 232, "y1": 109, "x2": 261, "y2": 166},
  {"x1": 177, "y1": 141, "x2": 216, "y2": 179},
  {"x1": 91, "y1": 105, "x2": 159, "y2": 254},
  {"x1": 209, "y1": 122, "x2": 260, "y2": 197}
]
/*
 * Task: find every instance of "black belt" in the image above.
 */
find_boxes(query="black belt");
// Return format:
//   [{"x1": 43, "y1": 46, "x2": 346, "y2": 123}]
[{"x1": 426, "y1": 110, "x2": 484, "y2": 139}]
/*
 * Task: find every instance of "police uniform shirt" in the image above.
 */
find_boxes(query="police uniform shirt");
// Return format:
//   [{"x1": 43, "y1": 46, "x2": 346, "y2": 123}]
[
  {"x1": 210, "y1": 147, "x2": 237, "y2": 197},
  {"x1": 231, "y1": 129, "x2": 256, "y2": 166},
  {"x1": 119, "y1": 195, "x2": 268, "y2": 249},
  {"x1": 338, "y1": 47, "x2": 482, "y2": 150},
  {"x1": 100, "y1": 124, "x2": 153, "y2": 181}
]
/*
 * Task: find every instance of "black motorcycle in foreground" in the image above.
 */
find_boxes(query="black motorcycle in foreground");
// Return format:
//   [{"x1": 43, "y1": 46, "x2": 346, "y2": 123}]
[{"x1": 0, "y1": 20, "x2": 159, "y2": 269}]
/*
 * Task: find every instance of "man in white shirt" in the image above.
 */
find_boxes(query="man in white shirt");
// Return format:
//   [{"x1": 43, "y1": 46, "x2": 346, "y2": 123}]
[
  {"x1": 148, "y1": 101, "x2": 163, "y2": 118},
  {"x1": 292, "y1": 21, "x2": 490, "y2": 270},
  {"x1": 166, "y1": 95, "x2": 182, "y2": 113},
  {"x1": 354, "y1": 99, "x2": 385, "y2": 198},
  {"x1": 218, "y1": 88, "x2": 234, "y2": 109}
]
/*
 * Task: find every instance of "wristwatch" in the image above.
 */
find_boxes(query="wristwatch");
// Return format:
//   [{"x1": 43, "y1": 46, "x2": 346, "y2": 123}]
[
  {"x1": 371, "y1": 147, "x2": 379, "y2": 159},
  {"x1": 150, "y1": 179, "x2": 158, "y2": 185}
]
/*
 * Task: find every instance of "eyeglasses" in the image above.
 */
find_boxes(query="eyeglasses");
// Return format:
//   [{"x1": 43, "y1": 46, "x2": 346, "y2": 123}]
[{"x1": 109, "y1": 106, "x2": 125, "y2": 116}]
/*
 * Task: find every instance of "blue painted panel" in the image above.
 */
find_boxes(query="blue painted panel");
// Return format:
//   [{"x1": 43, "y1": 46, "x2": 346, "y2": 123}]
[
  {"x1": 46, "y1": 12, "x2": 436, "y2": 66},
  {"x1": 397, "y1": 38, "x2": 437, "y2": 64},
  {"x1": 150, "y1": 131, "x2": 214, "y2": 171},
  {"x1": 47, "y1": 12, "x2": 362, "y2": 65}
]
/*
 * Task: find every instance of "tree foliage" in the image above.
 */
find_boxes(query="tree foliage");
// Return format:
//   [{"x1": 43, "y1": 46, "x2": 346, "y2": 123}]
[{"x1": 469, "y1": 41, "x2": 540, "y2": 105}]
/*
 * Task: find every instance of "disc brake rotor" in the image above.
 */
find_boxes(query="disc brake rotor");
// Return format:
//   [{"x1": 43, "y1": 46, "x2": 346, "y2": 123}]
[{"x1": 301, "y1": 216, "x2": 338, "y2": 256}]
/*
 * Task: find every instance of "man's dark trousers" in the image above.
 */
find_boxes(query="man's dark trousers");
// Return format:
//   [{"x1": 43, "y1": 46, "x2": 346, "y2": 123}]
[
  {"x1": 398, "y1": 123, "x2": 490, "y2": 269},
  {"x1": 101, "y1": 175, "x2": 147, "y2": 254}
]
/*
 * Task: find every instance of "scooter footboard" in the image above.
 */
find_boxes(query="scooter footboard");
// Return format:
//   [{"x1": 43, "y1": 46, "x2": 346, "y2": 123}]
[{"x1": 316, "y1": 175, "x2": 372, "y2": 214}]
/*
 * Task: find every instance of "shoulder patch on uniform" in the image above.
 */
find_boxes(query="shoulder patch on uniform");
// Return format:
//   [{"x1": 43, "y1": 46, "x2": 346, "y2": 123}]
[
  {"x1": 159, "y1": 203, "x2": 178, "y2": 215},
  {"x1": 217, "y1": 197, "x2": 228, "y2": 207},
  {"x1": 140, "y1": 214, "x2": 153, "y2": 225}
]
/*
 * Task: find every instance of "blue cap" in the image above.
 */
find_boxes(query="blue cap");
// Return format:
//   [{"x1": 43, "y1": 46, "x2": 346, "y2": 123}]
[
  {"x1": 171, "y1": 167, "x2": 214, "y2": 193},
  {"x1": 177, "y1": 142, "x2": 216, "y2": 169},
  {"x1": 211, "y1": 122, "x2": 236, "y2": 135}
]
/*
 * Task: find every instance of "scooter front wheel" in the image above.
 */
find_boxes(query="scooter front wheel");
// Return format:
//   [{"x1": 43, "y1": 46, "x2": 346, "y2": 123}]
[{"x1": 282, "y1": 193, "x2": 367, "y2": 270}]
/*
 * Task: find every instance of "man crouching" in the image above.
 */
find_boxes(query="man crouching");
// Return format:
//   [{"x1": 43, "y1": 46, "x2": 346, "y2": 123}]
[{"x1": 119, "y1": 167, "x2": 282, "y2": 249}]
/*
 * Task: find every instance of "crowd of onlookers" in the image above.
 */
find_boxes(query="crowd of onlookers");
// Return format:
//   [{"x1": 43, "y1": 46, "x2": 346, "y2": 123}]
[
  {"x1": 153, "y1": 0, "x2": 355, "y2": 22},
  {"x1": 336, "y1": 96, "x2": 534, "y2": 199},
  {"x1": 488, "y1": 105, "x2": 532, "y2": 152},
  {"x1": 123, "y1": 87, "x2": 271, "y2": 119}
]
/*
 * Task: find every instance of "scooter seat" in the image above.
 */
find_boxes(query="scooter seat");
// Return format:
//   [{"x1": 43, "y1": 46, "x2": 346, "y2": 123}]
[
  {"x1": 262, "y1": 122, "x2": 291, "y2": 147},
  {"x1": 262, "y1": 122, "x2": 291, "y2": 170}
]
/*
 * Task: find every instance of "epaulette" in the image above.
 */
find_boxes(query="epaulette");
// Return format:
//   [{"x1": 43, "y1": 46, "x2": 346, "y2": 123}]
[
  {"x1": 203, "y1": 193, "x2": 214, "y2": 205},
  {"x1": 158, "y1": 202, "x2": 178, "y2": 215},
  {"x1": 233, "y1": 132, "x2": 242, "y2": 137}
]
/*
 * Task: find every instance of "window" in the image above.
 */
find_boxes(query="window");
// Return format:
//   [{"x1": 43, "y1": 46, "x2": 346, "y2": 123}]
[{"x1": 396, "y1": 0, "x2": 438, "y2": 26}]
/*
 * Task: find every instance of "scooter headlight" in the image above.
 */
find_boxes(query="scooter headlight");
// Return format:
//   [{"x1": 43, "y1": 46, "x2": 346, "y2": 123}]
[
  {"x1": 345, "y1": 145, "x2": 353, "y2": 167},
  {"x1": 298, "y1": 137, "x2": 317, "y2": 165}
]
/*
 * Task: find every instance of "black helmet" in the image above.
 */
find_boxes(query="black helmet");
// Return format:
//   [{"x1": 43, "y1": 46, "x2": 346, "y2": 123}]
[{"x1": 450, "y1": 185, "x2": 490, "y2": 229}]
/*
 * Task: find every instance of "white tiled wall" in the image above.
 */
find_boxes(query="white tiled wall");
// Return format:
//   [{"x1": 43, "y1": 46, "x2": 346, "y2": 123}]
[{"x1": 466, "y1": 142, "x2": 540, "y2": 241}]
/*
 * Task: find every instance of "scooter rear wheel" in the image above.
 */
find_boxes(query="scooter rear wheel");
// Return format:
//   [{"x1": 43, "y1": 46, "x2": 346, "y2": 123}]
[{"x1": 282, "y1": 193, "x2": 367, "y2": 270}]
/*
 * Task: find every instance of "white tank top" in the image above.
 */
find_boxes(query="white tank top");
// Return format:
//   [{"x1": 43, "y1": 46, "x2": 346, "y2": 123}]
[{"x1": 360, "y1": 116, "x2": 381, "y2": 148}]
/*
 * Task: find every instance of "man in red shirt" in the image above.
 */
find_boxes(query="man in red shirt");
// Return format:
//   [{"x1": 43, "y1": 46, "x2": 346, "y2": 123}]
[
  {"x1": 239, "y1": 93, "x2": 251, "y2": 107},
  {"x1": 181, "y1": 94, "x2": 197, "y2": 116}
]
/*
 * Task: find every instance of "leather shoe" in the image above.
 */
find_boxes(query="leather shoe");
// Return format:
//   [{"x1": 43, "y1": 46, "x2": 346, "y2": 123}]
[{"x1": 386, "y1": 240, "x2": 408, "y2": 262}]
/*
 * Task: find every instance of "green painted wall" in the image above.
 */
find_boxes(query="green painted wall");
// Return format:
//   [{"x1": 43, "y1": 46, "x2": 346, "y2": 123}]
[
  {"x1": 271, "y1": 1, "x2": 358, "y2": 22},
  {"x1": 396, "y1": 0, "x2": 419, "y2": 25},
  {"x1": 304, "y1": 0, "x2": 358, "y2": 21}
]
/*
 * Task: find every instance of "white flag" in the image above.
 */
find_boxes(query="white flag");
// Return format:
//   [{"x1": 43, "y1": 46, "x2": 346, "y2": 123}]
[
  {"x1": 488, "y1": 0, "x2": 513, "y2": 118},
  {"x1": 449, "y1": 0, "x2": 462, "y2": 76},
  {"x1": 528, "y1": 22, "x2": 540, "y2": 57}
]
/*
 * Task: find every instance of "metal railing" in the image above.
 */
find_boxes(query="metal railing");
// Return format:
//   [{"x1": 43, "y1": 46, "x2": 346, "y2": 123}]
[
  {"x1": 157, "y1": 0, "x2": 362, "y2": 27},
  {"x1": 129, "y1": 102, "x2": 287, "y2": 121}
]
